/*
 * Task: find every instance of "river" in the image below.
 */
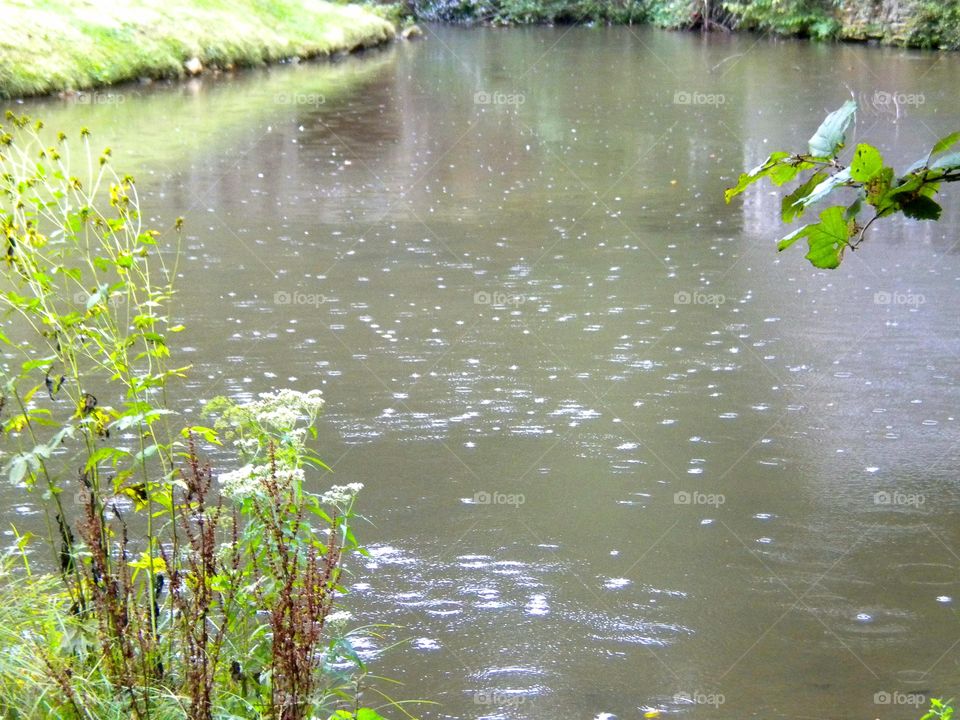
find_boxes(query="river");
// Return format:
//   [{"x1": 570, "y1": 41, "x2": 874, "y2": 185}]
[{"x1": 5, "y1": 24, "x2": 960, "y2": 720}]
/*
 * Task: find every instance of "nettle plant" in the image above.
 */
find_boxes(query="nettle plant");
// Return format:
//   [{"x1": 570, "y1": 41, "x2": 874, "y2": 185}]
[
  {"x1": 725, "y1": 100, "x2": 960, "y2": 268},
  {"x1": 0, "y1": 113, "x2": 393, "y2": 720}
]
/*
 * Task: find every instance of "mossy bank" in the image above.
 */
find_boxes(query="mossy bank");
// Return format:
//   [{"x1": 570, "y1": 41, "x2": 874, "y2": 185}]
[{"x1": 0, "y1": 0, "x2": 396, "y2": 99}]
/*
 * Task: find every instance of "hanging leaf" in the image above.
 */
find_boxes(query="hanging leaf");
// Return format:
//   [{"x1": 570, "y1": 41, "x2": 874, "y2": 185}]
[
  {"x1": 781, "y1": 171, "x2": 827, "y2": 222},
  {"x1": 807, "y1": 100, "x2": 857, "y2": 158},
  {"x1": 849, "y1": 143, "x2": 884, "y2": 182},
  {"x1": 800, "y1": 168, "x2": 852, "y2": 207},
  {"x1": 900, "y1": 195, "x2": 942, "y2": 221},
  {"x1": 804, "y1": 206, "x2": 853, "y2": 269},
  {"x1": 724, "y1": 152, "x2": 790, "y2": 202},
  {"x1": 932, "y1": 151, "x2": 960, "y2": 171},
  {"x1": 777, "y1": 206, "x2": 852, "y2": 269},
  {"x1": 926, "y1": 131, "x2": 960, "y2": 165}
]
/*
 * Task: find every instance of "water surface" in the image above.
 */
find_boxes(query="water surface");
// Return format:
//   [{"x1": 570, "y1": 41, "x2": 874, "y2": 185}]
[{"x1": 6, "y1": 25, "x2": 960, "y2": 720}]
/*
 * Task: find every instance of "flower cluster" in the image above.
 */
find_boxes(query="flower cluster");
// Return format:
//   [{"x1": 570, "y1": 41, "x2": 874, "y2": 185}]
[
  {"x1": 218, "y1": 462, "x2": 305, "y2": 500},
  {"x1": 246, "y1": 389, "x2": 324, "y2": 433},
  {"x1": 324, "y1": 610, "x2": 353, "y2": 629},
  {"x1": 211, "y1": 388, "x2": 324, "y2": 467},
  {"x1": 319, "y1": 483, "x2": 364, "y2": 505}
]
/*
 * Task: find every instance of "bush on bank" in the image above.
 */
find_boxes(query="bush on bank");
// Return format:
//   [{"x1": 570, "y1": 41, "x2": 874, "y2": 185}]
[{"x1": 394, "y1": 0, "x2": 960, "y2": 48}]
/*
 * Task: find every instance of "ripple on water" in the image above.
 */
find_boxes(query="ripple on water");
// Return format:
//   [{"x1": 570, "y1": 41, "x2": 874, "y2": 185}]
[
  {"x1": 602, "y1": 577, "x2": 632, "y2": 590},
  {"x1": 524, "y1": 594, "x2": 550, "y2": 616},
  {"x1": 363, "y1": 544, "x2": 419, "y2": 569},
  {"x1": 474, "y1": 665, "x2": 547, "y2": 681},
  {"x1": 892, "y1": 562, "x2": 960, "y2": 588}
]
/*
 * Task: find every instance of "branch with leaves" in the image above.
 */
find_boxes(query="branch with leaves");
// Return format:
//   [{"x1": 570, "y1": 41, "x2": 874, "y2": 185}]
[{"x1": 725, "y1": 100, "x2": 960, "y2": 268}]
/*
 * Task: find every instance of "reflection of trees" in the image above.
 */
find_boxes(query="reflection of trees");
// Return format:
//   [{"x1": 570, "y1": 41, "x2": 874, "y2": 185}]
[{"x1": 139, "y1": 51, "x2": 404, "y2": 225}]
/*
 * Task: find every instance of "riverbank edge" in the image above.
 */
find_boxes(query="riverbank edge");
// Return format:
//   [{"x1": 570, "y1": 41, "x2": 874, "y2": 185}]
[
  {"x1": 0, "y1": 0, "x2": 397, "y2": 100},
  {"x1": 397, "y1": 1, "x2": 957, "y2": 51}
]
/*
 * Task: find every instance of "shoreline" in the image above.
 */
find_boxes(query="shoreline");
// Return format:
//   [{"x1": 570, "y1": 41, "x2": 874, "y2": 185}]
[
  {"x1": 404, "y1": 0, "x2": 958, "y2": 52},
  {"x1": 0, "y1": 0, "x2": 396, "y2": 100}
]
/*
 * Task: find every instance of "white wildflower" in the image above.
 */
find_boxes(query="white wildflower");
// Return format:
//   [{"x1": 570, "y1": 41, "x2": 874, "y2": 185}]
[
  {"x1": 320, "y1": 482, "x2": 364, "y2": 505},
  {"x1": 232, "y1": 437, "x2": 260, "y2": 455},
  {"x1": 325, "y1": 610, "x2": 353, "y2": 629},
  {"x1": 218, "y1": 464, "x2": 258, "y2": 499},
  {"x1": 218, "y1": 462, "x2": 305, "y2": 500},
  {"x1": 241, "y1": 389, "x2": 325, "y2": 432}
]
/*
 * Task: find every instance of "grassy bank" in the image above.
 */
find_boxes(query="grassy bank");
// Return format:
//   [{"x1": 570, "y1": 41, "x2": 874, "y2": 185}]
[{"x1": 0, "y1": 0, "x2": 396, "y2": 99}]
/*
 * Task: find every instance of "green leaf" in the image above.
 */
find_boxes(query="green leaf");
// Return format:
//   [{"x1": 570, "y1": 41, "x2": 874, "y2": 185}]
[
  {"x1": 929, "y1": 131, "x2": 960, "y2": 160},
  {"x1": 724, "y1": 152, "x2": 790, "y2": 203},
  {"x1": 778, "y1": 205, "x2": 853, "y2": 267},
  {"x1": 134, "y1": 444, "x2": 159, "y2": 462},
  {"x1": 804, "y1": 206, "x2": 853, "y2": 269},
  {"x1": 84, "y1": 446, "x2": 130, "y2": 471},
  {"x1": 873, "y1": 169, "x2": 928, "y2": 217},
  {"x1": 901, "y1": 195, "x2": 942, "y2": 220},
  {"x1": 8, "y1": 456, "x2": 28, "y2": 486},
  {"x1": 356, "y1": 710, "x2": 389, "y2": 720},
  {"x1": 884, "y1": 173, "x2": 923, "y2": 201},
  {"x1": 808, "y1": 100, "x2": 857, "y2": 158},
  {"x1": 932, "y1": 151, "x2": 960, "y2": 171},
  {"x1": 781, "y1": 171, "x2": 827, "y2": 222},
  {"x1": 801, "y1": 168, "x2": 852, "y2": 207},
  {"x1": 22, "y1": 357, "x2": 56, "y2": 372},
  {"x1": 769, "y1": 159, "x2": 813, "y2": 187},
  {"x1": 849, "y1": 143, "x2": 884, "y2": 182},
  {"x1": 777, "y1": 223, "x2": 810, "y2": 252},
  {"x1": 181, "y1": 425, "x2": 221, "y2": 444},
  {"x1": 845, "y1": 191, "x2": 865, "y2": 221}
]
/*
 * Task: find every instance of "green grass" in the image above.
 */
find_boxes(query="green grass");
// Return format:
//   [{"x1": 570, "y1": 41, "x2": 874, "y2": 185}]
[{"x1": 0, "y1": 0, "x2": 396, "y2": 98}]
